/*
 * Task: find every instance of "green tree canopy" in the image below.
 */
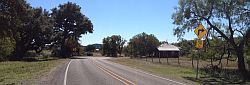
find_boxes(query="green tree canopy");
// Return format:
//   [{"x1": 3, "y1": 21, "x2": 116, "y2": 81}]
[
  {"x1": 0, "y1": 0, "x2": 54, "y2": 60},
  {"x1": 51, "y1": 2, "x2": 93, "y2": 57},
  {"x1": 172, "y1": 0, "x2": 250, "y2": 79},
  {"x1": 0, "y1": 0, "x2": 28, "y2": 37},
  {"x1": 128, "y1": 32, "x2": 160, "y2": 57},
  {"x1": 85, "y1": 44, "x2": 95, "y2": 52},
  {"x1": 102, "y1": 35, "x2": 126, "y2": 57}
]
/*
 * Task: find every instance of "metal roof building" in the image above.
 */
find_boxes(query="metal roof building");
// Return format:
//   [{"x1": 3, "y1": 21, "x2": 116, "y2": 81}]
[
  {"x1": 156, "y1": 43, "x2": 180, "y2": 58},
  {"x1": 157, "y1": 44, "x2": 180, "y2": 51}
]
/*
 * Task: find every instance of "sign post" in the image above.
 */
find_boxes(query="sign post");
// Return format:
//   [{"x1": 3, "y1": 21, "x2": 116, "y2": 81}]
[
  {"x1": 196, "y1": 49, "x2": 200, "y2": 79},
  {"x1": 194, "y1": 24, "x2": 207, "y2": 79}
]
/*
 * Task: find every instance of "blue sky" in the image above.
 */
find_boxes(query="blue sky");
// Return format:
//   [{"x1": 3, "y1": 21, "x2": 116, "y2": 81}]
[{"x1": 27, "y1": 0, "x2": 196, "y2": 46}]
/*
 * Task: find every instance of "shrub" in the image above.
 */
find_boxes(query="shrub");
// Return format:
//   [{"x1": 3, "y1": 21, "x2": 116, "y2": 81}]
[{"x1": 0, "y1": 37, "x2": 15, "y2": 61}]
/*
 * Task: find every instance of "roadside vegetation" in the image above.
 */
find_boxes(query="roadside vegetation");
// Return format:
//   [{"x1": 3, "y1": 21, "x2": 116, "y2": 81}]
[
  {"x1": 172, "y1": 0, "x2": 249, "y2": 82},
  {"x1": 0, "y1": 57, "x2": 66, "y2": 85},
  {"x1": 104, "y1": 30, "x2": 249, "y2": 84},
  {"x1": 102, "y1": 35, "x2": 127, "y2": 57},
  {"x1": 110, "y1": 56, "x2": 250, "y2": 84},
  {"x1": 109, "y1": 57, "x2": 198, "y2": 85}
]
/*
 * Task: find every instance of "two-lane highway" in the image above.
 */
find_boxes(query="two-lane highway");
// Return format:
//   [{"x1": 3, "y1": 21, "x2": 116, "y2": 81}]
[
  {"x1": 65, "y1": 58, "x2": 123, "y2": 85},
  {"x1": 39, "y1": 57, "x2": 186, "y2": 85}
]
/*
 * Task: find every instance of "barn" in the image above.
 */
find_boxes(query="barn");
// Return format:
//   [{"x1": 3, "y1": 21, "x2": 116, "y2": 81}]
[
  {"x1": 156, "y1": 43, "x2": 180, "y2": 63},
  {"x1": 157, "y1": 43, "x2": 180, "y2": 58}
]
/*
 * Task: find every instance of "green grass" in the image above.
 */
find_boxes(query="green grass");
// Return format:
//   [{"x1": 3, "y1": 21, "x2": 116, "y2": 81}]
[
  {"x1": 0, "y1": 58, "x2": 67, "y2": 85},
  {"x1": 109, "y1": 58, "x2": 199, "y2": 85},
  {"x1": 110, "y1": 57, "x2": 250, "y2": 85}
]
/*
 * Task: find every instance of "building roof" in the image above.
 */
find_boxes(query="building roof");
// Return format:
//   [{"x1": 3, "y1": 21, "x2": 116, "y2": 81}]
[
  {"x1": 92, "y1": 44, "x2": 102, "y2": 49},
  {"x1": 157, "y1": 43, "x2": 180, "y2": 51}
]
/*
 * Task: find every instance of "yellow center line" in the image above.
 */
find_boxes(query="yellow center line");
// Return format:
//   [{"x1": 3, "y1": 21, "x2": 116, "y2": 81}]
[
  {"x1": 89, "y1": 58, "x2": 136, "y2": 85},
  {"x1": 90, "y1": 59, "x2": 129, "y2": 85},
  {"x1": 97, "y1": 64, "x2": 136, "y2": 85},
  {"x1": 96, "y1": 64, "x2": 130, "y2": 85}
]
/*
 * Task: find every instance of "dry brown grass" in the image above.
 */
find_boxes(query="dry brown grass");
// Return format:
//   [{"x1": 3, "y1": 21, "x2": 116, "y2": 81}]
[
  {"x1": 141, "y1": 57, "x2": 248, "y2": 70},
  {"x1": 112, "y1": 56, "x2": 250, "y2": 84}
]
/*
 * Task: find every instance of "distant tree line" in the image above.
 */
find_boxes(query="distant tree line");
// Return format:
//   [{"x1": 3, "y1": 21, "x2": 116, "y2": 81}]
[
  {"x1": 85, "y1": 45, "x2": 96, "y2": 52},
  {"x1": 102, "y1": 33, "x2": 161, "y2": 58},
  {"x1": 0, "y1": 0, "x2": 93, "y2": 61}
]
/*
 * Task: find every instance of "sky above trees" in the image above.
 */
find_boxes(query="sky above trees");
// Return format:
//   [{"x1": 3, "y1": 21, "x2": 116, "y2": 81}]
[{"x1": 27, "y1": 0, "x2": 197, "y2": 46}]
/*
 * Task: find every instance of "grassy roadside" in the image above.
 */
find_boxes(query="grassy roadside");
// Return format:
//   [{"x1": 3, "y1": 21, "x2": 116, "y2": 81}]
[
  {"x1": 109, "y1": 57, "x2": 199, "y2": 85},
  {"x1": 0, "y1": 58, "x2": 67, "y2": 85},
  {"x1": 109, "y1": 57, "x2": 250, "y2": 85}
]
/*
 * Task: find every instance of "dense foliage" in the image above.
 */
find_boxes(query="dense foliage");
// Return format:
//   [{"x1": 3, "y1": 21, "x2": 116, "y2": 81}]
[
  {"x1": 102, "y1": 35, "x2": 126, "y2": 57},
  {"x1": 0, "y1": 1, "x2": 93, "y2": 60},
  {"x1": 127, "y1": 32, "x2": 160, "y2": 58}
]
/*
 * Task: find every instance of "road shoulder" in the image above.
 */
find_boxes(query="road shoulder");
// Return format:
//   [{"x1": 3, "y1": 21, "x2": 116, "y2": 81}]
[{"x1": 37, "y1": 59, "x2": 70, "y2": 85}]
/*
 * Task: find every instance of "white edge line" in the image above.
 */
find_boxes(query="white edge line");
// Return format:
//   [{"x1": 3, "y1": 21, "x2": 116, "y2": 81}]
[
  {"x1": 104, "y1": 59, "x2": 186, "y2": 85},
  {"x1": 135, "y1": 69, "x2": 186, "y2": 85},
  {"x1": 64, "y1": 60, "x2": 72, "y2": 85}
]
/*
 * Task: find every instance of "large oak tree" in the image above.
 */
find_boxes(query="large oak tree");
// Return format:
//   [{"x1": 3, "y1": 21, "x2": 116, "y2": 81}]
[
  {"x1": 51, "y1": 2, "x2": 93, "y2": 57},
  {"x1": 0, "y1": 0, "x2": 53, "y2": 60}
]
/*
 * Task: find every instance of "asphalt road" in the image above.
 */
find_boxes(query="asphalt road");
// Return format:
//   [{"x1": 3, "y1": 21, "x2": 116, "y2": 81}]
[{"x1": 39, "y1": 57, "x2": 186, "y2": 85}]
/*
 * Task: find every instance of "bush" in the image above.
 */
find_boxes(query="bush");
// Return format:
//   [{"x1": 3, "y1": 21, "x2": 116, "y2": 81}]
[
  {"x1": 78, "y1": 47, "x2": 85, "y2": 56},
  {"x1": 0, "y1": 37, "x2": 15, "y2": 61}
]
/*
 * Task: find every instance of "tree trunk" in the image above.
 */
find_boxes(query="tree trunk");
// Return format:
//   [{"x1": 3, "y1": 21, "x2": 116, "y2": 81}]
[
  {"x1": 236, "y1": 46, "x2": 246, "y2": 81},
  {"x1": 192, "y1": 55, "x2": 194, "y2": 68},
  {"x1": 210, "y1": 56, "x2": 213, "y2": 67},
  {"x1": 226, "y1": 50, "x2": 231, "y2": 66},
  {"x1": 218, "y1": 46, "x2": 226, "y2": 69},
  {"x1": 152, "y1": 53, "x2": 154, "y2": 62},
  {"x1": 9, "y1": 43, "x2": 26, "y2": 60},
  {"x1": 60, "y1": 45, "x2": 69, "y2": 58}
]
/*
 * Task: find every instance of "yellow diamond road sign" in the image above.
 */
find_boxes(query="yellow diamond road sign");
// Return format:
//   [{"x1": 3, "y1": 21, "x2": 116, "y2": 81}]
[
  {"x1": 194, "y1": 24, "x2": 207, "y2": 39},
  {"x1": 195, "y1": 39, "x2": 203, "y2": 48}
]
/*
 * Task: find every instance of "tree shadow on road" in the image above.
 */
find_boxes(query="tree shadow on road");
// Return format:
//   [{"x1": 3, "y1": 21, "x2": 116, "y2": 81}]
[{"x1": 70, "y1": 57, "x2": 87, "y2": 59}]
